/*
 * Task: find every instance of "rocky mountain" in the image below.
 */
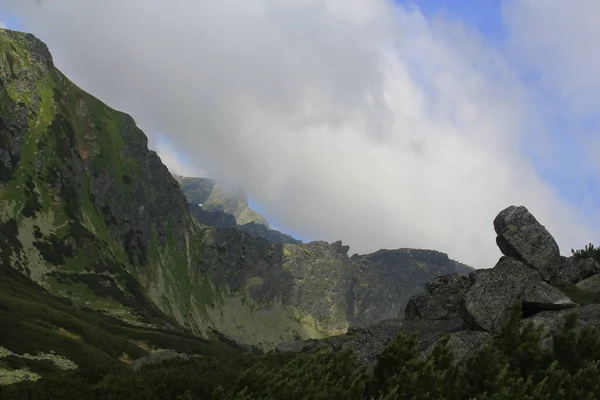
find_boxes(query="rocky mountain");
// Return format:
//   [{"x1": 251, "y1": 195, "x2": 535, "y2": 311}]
[
  {"x1": 0, "y1": 29, "x2": 476, "y2": 384},
  {"x1": 175, "y1": 174, "x2": 270, "y2": 228},
  {"x1": 278, "y1": 205, "x2": 600, "y2": 368}
]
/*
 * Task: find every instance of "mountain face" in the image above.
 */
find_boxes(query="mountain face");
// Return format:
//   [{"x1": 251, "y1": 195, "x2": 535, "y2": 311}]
[
  {"x1": 176, "y1": 175, "x2": 270, "y2": 228},
  {"x1": 276, "y1": 206, "x2": 600, "y2": 370},
  {"x1": 0, "y1": 28, "x2": 473, "y2": 381}
]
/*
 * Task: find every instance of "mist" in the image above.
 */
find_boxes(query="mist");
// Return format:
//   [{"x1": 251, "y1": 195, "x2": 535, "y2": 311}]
[{"x1": 2, "y1": 0, "x2": 598, "y2": 268}]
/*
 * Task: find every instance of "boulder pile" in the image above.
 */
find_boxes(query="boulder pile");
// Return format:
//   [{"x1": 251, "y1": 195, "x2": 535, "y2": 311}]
[{"x1": 276, "y1": 205, "x2": 600, "y2": 366}]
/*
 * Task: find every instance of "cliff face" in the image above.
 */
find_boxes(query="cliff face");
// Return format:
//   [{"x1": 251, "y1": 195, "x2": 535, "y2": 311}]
[{"x1": 0, "y1": 29, "x2": 472, "y2": 355}]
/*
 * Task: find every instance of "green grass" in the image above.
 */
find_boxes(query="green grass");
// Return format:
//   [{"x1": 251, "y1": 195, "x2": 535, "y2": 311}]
[{"x1": 0, "y1": 264, "x2": 239, "y2": 381}]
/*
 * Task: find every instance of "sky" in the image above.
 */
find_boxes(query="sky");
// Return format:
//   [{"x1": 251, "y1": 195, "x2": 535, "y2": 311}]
[{"x1": 0, "y1": 0, "x2": 599, "y2": 269}]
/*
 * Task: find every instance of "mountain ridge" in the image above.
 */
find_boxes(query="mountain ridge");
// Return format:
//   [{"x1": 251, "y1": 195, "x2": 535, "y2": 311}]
[{"x1": 0, "y1": 28, "x2": 474, "y2": 384}]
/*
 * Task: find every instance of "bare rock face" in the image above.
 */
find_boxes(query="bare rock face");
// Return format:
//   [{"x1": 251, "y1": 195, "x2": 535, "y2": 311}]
[
  {"x1": 460, "y1": 258, "x2": 541, "y2": 334},
  {"x1": 493, "y1": 206, "x2": 560, "y2": 281}
]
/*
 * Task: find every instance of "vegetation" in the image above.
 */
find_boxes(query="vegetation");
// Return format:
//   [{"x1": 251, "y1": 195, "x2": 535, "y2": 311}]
[
  {"x1": 2, "y1": 303, "x2": 600, "y2": 399},
  {"x1": 571, "y1": 243, "x2": 600, "y2": 263}
]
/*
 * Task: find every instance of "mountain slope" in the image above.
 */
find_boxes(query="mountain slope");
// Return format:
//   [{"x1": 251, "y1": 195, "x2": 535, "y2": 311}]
[
  {"x1": 176, "y1": 175, "x2": 270, "y2": 227},
  {"x1": 0, "y1": 28, "x2": 473, "y2": 367}
]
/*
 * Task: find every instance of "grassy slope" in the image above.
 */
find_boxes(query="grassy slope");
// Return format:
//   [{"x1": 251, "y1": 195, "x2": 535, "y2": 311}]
[{"x1": 0, "y1": 264, "x2": 238, "y2": 384}]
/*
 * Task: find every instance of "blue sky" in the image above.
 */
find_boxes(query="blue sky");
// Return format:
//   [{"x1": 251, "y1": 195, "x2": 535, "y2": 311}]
[{"x1": 1, "y1": 0, "x2": 599, "y2": 266}]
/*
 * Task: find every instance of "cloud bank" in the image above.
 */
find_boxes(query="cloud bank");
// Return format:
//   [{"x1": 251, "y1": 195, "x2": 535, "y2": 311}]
[{"x1": 1, "y1": 0, "x2": 598, "y2": 268}]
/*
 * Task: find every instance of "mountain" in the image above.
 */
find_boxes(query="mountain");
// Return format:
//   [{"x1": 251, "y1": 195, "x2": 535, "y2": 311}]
[
  {"x1": 175, "y1": 175, "x2": 270, "y2": 227},
  {"x1": 174, "y1": 174, "x2": 301, "y2": 244},
  {"x1": 0, "y1": 29, "x2": 474, "y2": 385}
]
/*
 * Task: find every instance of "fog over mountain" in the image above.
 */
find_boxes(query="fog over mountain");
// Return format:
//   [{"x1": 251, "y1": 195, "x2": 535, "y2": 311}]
[{"x1": 3, "y1": 0, "x2": 599, "y2": 268}]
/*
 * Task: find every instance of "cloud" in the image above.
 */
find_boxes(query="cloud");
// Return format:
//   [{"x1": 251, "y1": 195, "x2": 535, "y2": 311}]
[
  {"x1": 2, "y1": 0, "x2": 598, "y2": 268},
  {"x1": 0, "y1": 21, "x2": 6, "y2": 29}
]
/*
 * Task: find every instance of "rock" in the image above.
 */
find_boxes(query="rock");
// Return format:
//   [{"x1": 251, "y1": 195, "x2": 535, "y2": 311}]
[
  {"x1": 550, "y1": 256, "x2": 582, "y2": 285},
  {"x1": 493, "y1": 206, "x2": 560, "y2": 281},
  {"x1": 524, "y1": 304, "x2": 600, "y2": 348},
  {"x1": 461, "y1": 258, "x2": 540, "y2": 334},
  {"x1": 131, "y1": 350, "x2": 189, "y2": 371},
  {"x1": 577, "y1": 258, "x2": 600, "y2": 280},
  {"x1": 405, "y1": 274, "x2": 472, "y2": 320},
  {"x1": 421, "y1": 331, "x2": 491, "y2": 366},
  {"x1": 550, "y1": 256, "x2": 600, "y2": 285},
  {"x1": 522, "y1": 282, "x2": 578, "y2": 314},
  {"x1": 576, "y1": 273, "x2": 600, "y2": 292}
]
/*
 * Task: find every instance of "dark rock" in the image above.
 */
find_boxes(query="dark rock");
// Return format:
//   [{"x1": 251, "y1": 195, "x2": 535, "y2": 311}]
[
  {"x1": 405, "y1": 274, "x2": 472, "y2": 320},
  {"x1": 131, "y1": 350, "x2": 189, "y2": 371},
  {"x1": 493, "y1": 206, "x2": 560, "y2": 281},
  {"x1": 421, "y1": 330, "x2": 491, "y2": 366},
  {"x1": 522, "y1": 282, "x2": 578, "y2": 314},
  {"x1": 461, "y1": 258, "x2": 540, "y2": 334}
]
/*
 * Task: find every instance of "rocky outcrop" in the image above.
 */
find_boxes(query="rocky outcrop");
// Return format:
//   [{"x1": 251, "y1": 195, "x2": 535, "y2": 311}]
[
  {"x1": 348, "y1": 249, "x2": 473, "y2": 327},
  {"x1": 493, "y1": 206, "x2": 560, "y2": 281},
  {"x1": 404, "y1": 274, "x2": 472, "y2": 320},
  {"x1": 549, "y1": 256, "x2": 600, "y2": 285},
  {"x1": 461, "y1": 258, "x2": 540, "y2": 334},
  {"x1": 522, "y1": 282, "x2": 577, "y2": 313},
  {"x1": 290, "y1": 204, "x2": 600, "y2": 367}
]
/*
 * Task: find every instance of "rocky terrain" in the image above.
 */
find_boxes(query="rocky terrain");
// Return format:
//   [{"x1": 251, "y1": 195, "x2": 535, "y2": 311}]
[
  {"x1": 0, "y1": 27, "x2": 475, "y2": 386},
  {"x1": 277, "y1": 205, "x2": 600, "y2": 368}
]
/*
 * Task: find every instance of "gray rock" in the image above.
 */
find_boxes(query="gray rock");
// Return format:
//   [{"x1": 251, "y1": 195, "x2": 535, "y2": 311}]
[
  {"x1": 522, "y1": 282, "x2": 578, "y2": 313},
  {"x1": 550, "y1": 256, "x2": 600, "y2": 285},
  {"x1": 131, "y1": 350, "x2": 189, "y2": 371},
  {"x1": 577, "y1": 258, "x2": 600, "y2": 280},
  {"x1": 576, "y1": 273, "x2": 600, "y2": 292},
  {"x1": 421, "y1": 330, "x2": 491, "y2": 366},
  {"x1": 524, "y1": 304, "x2": 600, "y2": 347},
  {"x1": 550, "y1": 256, "x2": 582, "y2": 285},
  {"x1": 493, "y1": 206, "x2": 560, "y2": 281},
  {"x1": 405, "y1": 274, "x2": 472, "y2": 320},
  {"x1": 461, "y1": 258, "x2": 540, "y2": 334}
]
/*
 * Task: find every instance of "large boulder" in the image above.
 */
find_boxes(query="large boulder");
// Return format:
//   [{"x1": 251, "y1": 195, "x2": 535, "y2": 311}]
[
  {"x1": 493, "y1": 206, "x2": 560, "y2": 281},
  {"x1": 550, "y1": 256, "x2": 600, "y2": 285},
  {"x1": 461, "y1": 258, "x2": 540, "y2": 334},
  {"x1": 405, "y1": 274, "x2": 472, "y2": 320},
  {"x1": 522, "y1": 282, "x2": 578, "y2": 314}
]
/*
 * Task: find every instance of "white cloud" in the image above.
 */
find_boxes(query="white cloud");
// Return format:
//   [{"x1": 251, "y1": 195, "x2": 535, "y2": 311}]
[
  {"x1": 2, "y1": 0, "x2": 598, "y2": 268},
  {"x1": 0, "y1": 21, "x2": 7, "y2": 29}
]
